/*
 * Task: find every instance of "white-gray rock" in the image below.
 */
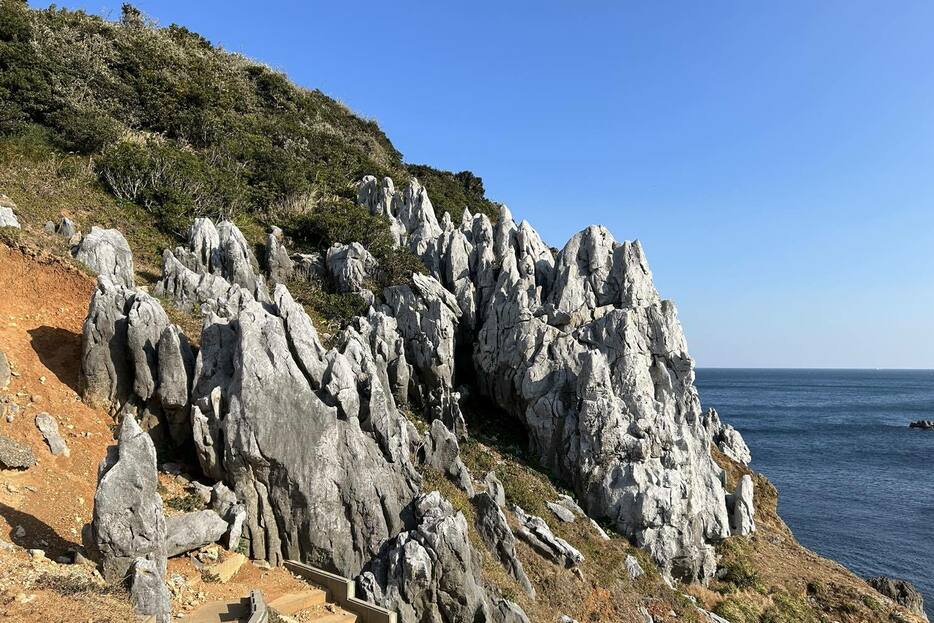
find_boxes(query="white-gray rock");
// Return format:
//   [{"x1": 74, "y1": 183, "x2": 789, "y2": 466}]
[
  {"x1": 34, "y1": 412, "x2": 69, "y2": 457},
  {"x1": 728, "y1": 475, "x2": 756, "y2": 536},
  {"x1": 625, "y1": 554, "x2": 644, "y2": 579},
  {"x1": 74, "y1": 227, "x2": 134, "y2": 287},
  {"x1": 0, "y1": 350, "x2": 9, "y2": 390},
  {"x1": 0, "y1": 195, "x2": 20, "y2": 228},
  {"x1": 164, "y1": 510, "x2": 229, "y2": 557},
  {"x1": 326, "y1": 242, "x2": 377, "y2": 293},
  {"x1": 512, "y1": 506, "x2": 583, "y2": 568},
  {"x1": 473, "y1": 492, "x2": 534, "y2": 597},
  {"x1": 546, "y1": 501, "x2": 576, "y2": 523}
]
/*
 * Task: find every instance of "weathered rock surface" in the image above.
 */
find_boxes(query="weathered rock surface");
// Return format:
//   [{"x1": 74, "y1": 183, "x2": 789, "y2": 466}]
[
  {"x1": 326, "y1": 242, "x2": 377, "y2": 293},
  {"x1": 546, "y1": 501, "x2": 576, "y2": 523},
  {"x1": 90, "y1": 413, "x2": 169, "y2": 620},
  {"x1": 485, "y1": 471, "x2": 506, "y2": 508},
  {"x1": 130, "y1": 556, "x2": 171, "y2": 623},
  {"x1": 360, "y1": 491, "x2": 528, "y2": 623},
  {"x1": 868, "y1": 576, "x2": 928, "y2": 620},
  {"x1": 0, "y1": 435, "x2": 36, "y2": 469},
  {"x1": 34, "y1": 412, "x2": 69, "y2": 457},
  {"x1": 704, "y1": 408, "x2": 752, "y2": 465},
  {"x1": 355, "y1": 178, "x2": 750, "y2": 581},
  {"x1": 513, "y1": 506, "x2": 583, "y2": 568},
  {"x1": 727, "y1": 475, "x2": 755, "y2": 536},
  {"x1": 164, "y1": 510, "x2": 229, "y2": 557},
  {"x1": 423, "y1": 419, "x2": 473, "y2": 495},
  {"x1": 0, "y1": 195, "x2": 20, "y2": 228},
  {"x1": 0, "y1": 349, "x2": 9, "y2": 390},
  {"x1": 74, "y1": 227, "x2": 134, "y2": 287},
  {"x1": 473, "y1": 492, "x2": 534, "y2": 597},
  {"x1": 625, "y1": 554, "x2": 644, "y2": 579},
  {"x1": 265, "y1": 226, "x2": 293, "y2": 284}
]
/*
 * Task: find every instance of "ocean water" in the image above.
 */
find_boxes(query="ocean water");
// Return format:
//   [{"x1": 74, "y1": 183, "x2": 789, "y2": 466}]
[{"x1": 695, "y1": 369, "x2": 934, "y2": 618}]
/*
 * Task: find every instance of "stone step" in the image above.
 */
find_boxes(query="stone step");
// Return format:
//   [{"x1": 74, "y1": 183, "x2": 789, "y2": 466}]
[
  {"x1": 312, "y1": 613, "x2": 357, "y2": 623},
  {"x1": 267, "y1": 588, "x2": 327, "y2": 614}
]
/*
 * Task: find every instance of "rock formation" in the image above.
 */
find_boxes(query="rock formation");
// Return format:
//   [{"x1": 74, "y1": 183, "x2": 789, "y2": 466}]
[
  {"x1": 164, "y1": 510, "x2": 229, "y2": 557},
  {"x1": 74, "y1": 227, "x2": 135, "y2": 287},
  {"x1": 0, "y1": 194, "x2": 20, "y2": 228},
  {"x1": 704, "y1": 408, "x2": 752, "y2": 465},
  {"x1": 868, "y1": 577, "x2": 928, "y2": 620},
  {"x1": 354, "y1": 175, "x2": 754, "y2": 581},
  {"x1": 89, "y1": 413, "x2": 170, "y2": 622},
  {"x1": 35, "y1": 412, "x2": 69, "y2": 456},
  {"x1": 473, "y1": 492, "x2": 535, "y2": 597},
  {"x1": 727, "y1": 475, "x2": 756, "y2": 536},
  {"x1": 326, "y1": 241, "x2": 377, "y2": 293}
]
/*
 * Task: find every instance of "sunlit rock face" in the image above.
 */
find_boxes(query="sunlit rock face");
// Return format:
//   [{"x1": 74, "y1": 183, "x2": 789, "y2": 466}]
[{"x1": 357, "y1": 175, "x2": 738, "y2": 581}]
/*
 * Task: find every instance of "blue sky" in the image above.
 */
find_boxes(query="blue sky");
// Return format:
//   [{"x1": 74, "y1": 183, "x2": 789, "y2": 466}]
[{"x1": 34, "y1": 1, "x2": 934, "y2": 368}]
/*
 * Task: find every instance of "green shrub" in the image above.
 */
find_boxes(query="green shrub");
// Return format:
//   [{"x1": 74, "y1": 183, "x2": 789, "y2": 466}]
[{"x1": 713, "y1": 596, "x2": 760, "y2": 623}]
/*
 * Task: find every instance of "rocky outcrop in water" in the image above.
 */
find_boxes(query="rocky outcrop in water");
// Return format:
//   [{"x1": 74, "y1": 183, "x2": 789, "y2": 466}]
[
  {"x1": 909, "y1": 420, "x2": 934, "y2": 430},
  {"x1": 74, "y1": 227, "x2": 135, "y2": 287}
]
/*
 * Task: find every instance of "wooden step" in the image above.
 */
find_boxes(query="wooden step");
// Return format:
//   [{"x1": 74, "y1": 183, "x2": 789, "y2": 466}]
[{"x1": 267, "y1": 588, "x2": 327, "y2": 614}]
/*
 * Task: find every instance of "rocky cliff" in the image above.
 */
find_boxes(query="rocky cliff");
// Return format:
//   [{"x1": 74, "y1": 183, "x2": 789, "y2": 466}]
[{"x1": 70, "y1": 171, "x2": 763, "y2": 622}]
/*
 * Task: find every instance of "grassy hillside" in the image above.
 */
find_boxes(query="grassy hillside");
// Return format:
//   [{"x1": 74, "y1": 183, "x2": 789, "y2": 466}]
[{"x1": 0, "y1": 0, "x2": 497, "y2": 236}]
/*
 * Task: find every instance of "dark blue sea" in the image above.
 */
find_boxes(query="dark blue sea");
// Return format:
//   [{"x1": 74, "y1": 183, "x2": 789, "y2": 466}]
[{"x1": 695, "y1": 369, "x2": 934, "y2": 618}]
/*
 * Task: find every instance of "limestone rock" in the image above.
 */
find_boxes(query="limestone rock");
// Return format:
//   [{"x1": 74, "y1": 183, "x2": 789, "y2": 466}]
[
  {"x1": 155, "y1": 325, "x2": 194, "y2": 445},
  {"x1": 703, "y1": 408, "x2": 752, "y2": 465},
  {"x1": 546, "y1": 501, "x2": 576, "y2": 523},
  {"x1": 164, "y1": 510, "x2": 229, "y2": 557},
  {"x1": 361, "y1": 491, "x2": 526, "y2": 623},
  {"x1": 423, "y1": 419, "x2": 473, "y2": 495},
  {"x1": 868, "y1": 576, "x2": 928, "y2": 620},
  {"x1": 0, "y1": 350, "x2": 9, "y2": 390},
  {"x1": 0, "y1": 195, "x2": 20, "y2": 228},
  {"x1": 512, "y1": 506, "x2": 583, "y2": 568},
  {"x1": 74, "y1": 227, "x2": 134, "y2": 287},
  {"x1": 0, "y1": 436, "x2": 36, "y2": 469},
  {"x1": 728, "y1": 475, "x2": 755, "y2": 536},
  {"x1": 34, "y1": 412, "x2": 69, "y2": 457},
  {"x1": 485, "y1": 471, "x2": 506, "y2": 508},
  {"x1": 625, "y1": 554, "x2": 644, "y2": 579},
  {"x1": 265, "y1": 227, "x2": 293, "y2": 284},
  {"x1": 129, "y1": 556, "x2": 171, "y2": 622},
  {"x1": 56, "y1": 217, "x2": 78, "y2": 239},
  {"x1": 291, "y1": 252, "x2": 326, "y2": 282},
  {"x1": 473, "y1": 492, "x2": 534, "y2": 597},
  {"x1": 326, "y1": 242, "x2": 377, "y2": 293},
  {"x1": 90, "y1": 413, "x2": 166, "y2": 585}
]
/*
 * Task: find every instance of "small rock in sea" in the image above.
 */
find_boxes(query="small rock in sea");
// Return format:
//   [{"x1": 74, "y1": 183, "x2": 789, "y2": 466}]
[{"x1": 908, "y1": 420, "x2": 934, "y2": 430}]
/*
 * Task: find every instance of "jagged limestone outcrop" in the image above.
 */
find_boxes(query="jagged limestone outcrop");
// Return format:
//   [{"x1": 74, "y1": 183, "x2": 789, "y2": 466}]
[
  {"x1": 703, "y1": 408, "x2": 752, "y2": 465},
  {"x1": 357, "y1": 175, "x2": 748, "y2": 581},
  {"x1": 359, "y1": 491, "x2": 522, "y2": 623},
  {"x1": 473, "y1": 491, "x2": 535, "y2": 597},
  {"x1": 326, "y1": 241, "x2": 377, "y2": 293}
]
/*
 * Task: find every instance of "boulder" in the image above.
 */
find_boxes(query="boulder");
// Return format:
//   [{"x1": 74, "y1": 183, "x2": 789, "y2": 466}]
[
  {"x1": 0, "y1": 195, "x2": 20, "y2": 228},
  {"x1": 728, "y1": 475, "x2": 755, "y2": 536},
  {"x1": 129, "y1": 556, "x2": 171, "y2": 623},
  {"x1": 56, "y1": 217, "x2": 78, "y2": 239},
  {"x1": 546, "y1": 501, "x2": 576, "y2": 523},
  {"x1": 512, "y1": 506, "x2": 583, "y2": 568},
  {"x1": 485, "y1": 471, "x2": 506, "y2": 508},
  {"x1": 473, "y1": 492, "x2": 534, "y2": 597},
  {"x1": 326, "y1": 242, "x2": 377, "y2": 293},
  {"x1": 423, "y1": 419, "x2": 474, "y2": 495},
  {"x1": 265, "y1": 227, "x2": 293, "y2": 284},
  {"x1": 90, "y1": 413, "x2": 167, "y2": 596},
  {"x1": 0, "y1": 436, "x2": 36, "y2": 469},
  {"x1": 867, "y1": 576, "x2": 927, "y2": 620},
  {"x1": 360, "y1": 491, "x2": 527, "y2": 623},
  {"x1": 74, "y1": 227, "x2": 135, "y2": 287},
  {"x1": 164, "y1": 510, "x2": 229, "y2": 558},
  {"x1": 34, "y1": 412, "x2": 69, "y2": 457},
  {"x1": 625, "y1": 554, "x2": 644, "y2": 579}
]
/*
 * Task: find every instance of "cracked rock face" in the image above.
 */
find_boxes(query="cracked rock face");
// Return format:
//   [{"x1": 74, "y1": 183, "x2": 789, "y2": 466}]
[
  {"x1": 74, "y1": 227, "x2": 135, "y2": 287},
  {"x1": 704, "y1": 408, "x2": 752, "y2": 466},
  {"x1": 191, "y1": 297, "x2": 419, "y2": 574},
  {"x1": 326, "y1": 242, "x2": 377, "y2": 293}
]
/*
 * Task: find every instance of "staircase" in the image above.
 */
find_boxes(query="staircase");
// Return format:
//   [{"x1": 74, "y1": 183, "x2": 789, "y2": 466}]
[{"x1": 187, "y1": 588, "x2": 357, "y2": 622}]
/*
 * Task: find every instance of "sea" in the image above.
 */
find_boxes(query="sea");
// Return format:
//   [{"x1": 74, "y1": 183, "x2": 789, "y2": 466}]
[{"x1": 695, "y1": 368, "x2": 934, "y2": 618}]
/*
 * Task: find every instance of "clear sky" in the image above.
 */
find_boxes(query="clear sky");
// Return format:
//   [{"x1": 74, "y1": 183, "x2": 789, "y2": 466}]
[{"x1": 33, "y1": 1, "x2": 934, "y2": 368}]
